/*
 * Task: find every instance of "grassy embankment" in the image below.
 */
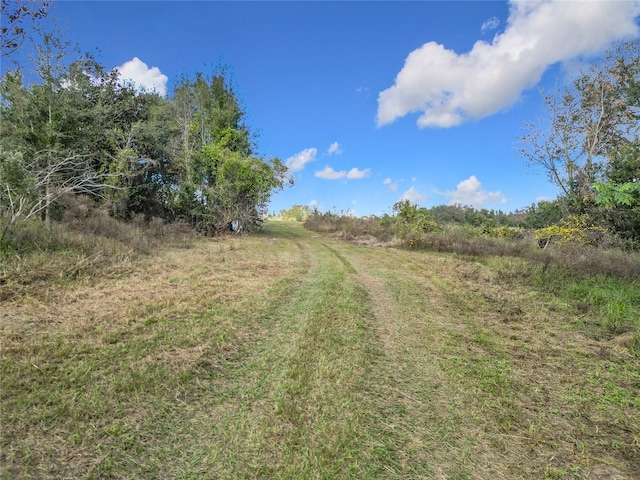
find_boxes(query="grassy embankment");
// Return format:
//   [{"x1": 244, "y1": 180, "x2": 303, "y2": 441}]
[{"x1": 1, "y1": 221, "x2": 638, "y2": 479}]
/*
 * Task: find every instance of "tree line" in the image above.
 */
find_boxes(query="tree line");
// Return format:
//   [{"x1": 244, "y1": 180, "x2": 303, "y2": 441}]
[{"x1": 0, "y1": 1, "x2": 289, "y2": 241}]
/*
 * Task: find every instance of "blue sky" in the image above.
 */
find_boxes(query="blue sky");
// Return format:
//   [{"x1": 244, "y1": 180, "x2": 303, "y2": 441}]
[{"x1": 35, "y1": 1, "x2": 640, "y2": 215}]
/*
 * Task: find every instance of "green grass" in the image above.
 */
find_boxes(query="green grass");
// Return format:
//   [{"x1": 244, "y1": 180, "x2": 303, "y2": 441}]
[{"x1": 2, "y1": 221, "x2": 639, "y2": 479}]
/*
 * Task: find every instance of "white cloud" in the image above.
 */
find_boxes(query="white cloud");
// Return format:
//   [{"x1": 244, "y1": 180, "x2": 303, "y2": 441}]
[
  {"x1": 481, "y1": 16, "x2": 500, "y2": 34},
  {"x1": 440, "y1": 175, "x2": 507, "y2": 208},
  {"x1": 346, "y1": 167, "x2": 371, "y2": 179},
  {"x1": 377, "y1": 0, "x2": 640, "y2": 128},
  {"x1": 286, "y1": 148, "x2": 317, "y2": 173},
  {"x1": 327, "y1": 142, "x2": 343, "y2": 155},
  {"x1": 315, "y1": 166, "x2": 346, "y2": 180},
  {"x1": 400, "y1": 186, "x2": 427, "y2": 204},
  {"x1": 383, "y1": 177, "x2": 399, "y2": 192},
  {"x1": 315, "y1": 166, "x2": 370, "y2": 180},
  {"x1": 116, "y1": 57, "x2": 168, "y2": 96}
]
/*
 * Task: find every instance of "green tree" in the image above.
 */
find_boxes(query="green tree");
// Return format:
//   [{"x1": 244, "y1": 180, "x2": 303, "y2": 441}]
[
  {"x1": 100, "y1": 85, "x2": 177, "y2": 220},
  {"x1": 519, "y1": 200, "x2": 564, "y2": 229},
  {"x1": 1, "y1": 11, "x2": 286, "y2": 236},
  {"x1": 393, "y1": 200, "x2": 438, "y2": 235},
  {"x1": 166, "y1": 67, "x2": 284, "y2": 232},
  {"x1": 205, "y1": 153, "x2": 288, "y2": 232},
  {"x1": 519, "y1": 40, "x2": 640, "y2": 215},
  {"x1": 0, "y1": 29, "x2": 134, "y2": 225}
]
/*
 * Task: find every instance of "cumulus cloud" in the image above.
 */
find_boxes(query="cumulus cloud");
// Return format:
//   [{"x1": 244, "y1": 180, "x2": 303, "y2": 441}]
[
  {"x1": 481, "y1": 16, "x2": 500, "y2": 34},
  {"x1": 400, "y1": 186, "x2": 427, "y2": 204},
  {"x1": 315, "y1": 166, "x2": 371, "y2": 180},
  {"x1": 116, "y1": 57, "x2": 168, "y2": 96},
  {"x1": 315, "y1": 166, "x2": 346, "y2": 180},
  {"x1": 327, "y1": 142, "x2": 343, "y2": 155},
  {"x1": 440, "y1": 175, "x2": 507, "y2": 208},
  {"x1": 377, "y1": 0, "x2": 640, "y2": 128},
  {"x1": 383, "y1": 177, "x2": 400, "y2": 192},
  {"x1": 286, "y1": 148, "x2": 317, "y2": 173},
  {"x1": 346, "y1": 167, "x2": 371, "y2": 179}
]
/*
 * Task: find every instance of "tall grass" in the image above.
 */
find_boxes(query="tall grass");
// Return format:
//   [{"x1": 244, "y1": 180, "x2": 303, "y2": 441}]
[{"x1": 0, "y1": 199, "x2": 195, "y2": 301}]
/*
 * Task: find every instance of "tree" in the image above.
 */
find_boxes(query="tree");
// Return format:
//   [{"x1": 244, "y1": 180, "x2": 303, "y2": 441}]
[
  {"x1": 519, "y1": 40, "x2": 640, "y2": 214},
  {"x1": 393, "y1": 200, "x2": 438, "y2": 234},
  {"x1": 205, "y1": 153, "x2": 289, "y2": 231},
  {"x1": 1, "y1": 0, "x2": 50, "y2": 58},
  {"x1": 98, "y1": 84, "x2": 178, "y2": 220},
  {"x1": 519, "y1": 200, "x2": 564, "y2": 229},
  {"x1": 1, "y1": 12, "x2": 288, "y2": 236},
  {"x1": 0, "y1": 30, "x2": 124, "y2": 225},
  {"x1": 166, "y1": 66, "x2": 284, "y2": 232}
]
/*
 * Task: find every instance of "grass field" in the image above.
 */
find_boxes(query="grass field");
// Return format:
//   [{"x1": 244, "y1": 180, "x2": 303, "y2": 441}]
[{"x1": 1, "y1": 221, "x2": 638, "y2": 479}]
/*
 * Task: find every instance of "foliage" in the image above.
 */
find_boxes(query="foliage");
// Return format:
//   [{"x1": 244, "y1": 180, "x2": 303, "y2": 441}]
[
  {"x1": 279, "y1": 204, "x2": 312, "y2": 221},
  {"x1": 534, "y1": 214, "x2": 610, "y2": 248},
  {"x1": 518, "y1": 40, "x2": 640, "y2": 244},
  {"x1": 519, "y1": 41, "x2": 639, "y2": 202},
  {"x1": 304, "y1": 207, "x2": 640, "y2": 279},
  {"x1": 515, "y1": 201, "x2": 564, "y2": 229},
  {"x1": 204, "y1": 151, "x2": 289, "y2": 231},
  {"x1": 0, "y1": 0, "x2": 50, "y2": 57},
  {"x1": 0, "y1": 15, "x2": 289, "y2": 243},
  {"x1": 165, "y1": 69, "x2": 287, "y2": 233},
  {"x1": 0, "y1": 148, "x2": 35, "y2": 226},
  {"x1": 594, "y1": 181, "x2": 640, "y2": 208},
  {"x1": 427, "y1": 203, "x2": 512, "y2": 227},
  {"x1": 392, "y1": 200, "x2": 439, "y2": 239},
  {"x1": 480, "y1": 225, "x2": 525, "y2": 240}
]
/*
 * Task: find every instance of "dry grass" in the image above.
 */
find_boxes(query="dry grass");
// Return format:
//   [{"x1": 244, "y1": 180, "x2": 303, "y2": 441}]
[{"x1": 0, "y1": 204, "x2": 195, "y2": 303}]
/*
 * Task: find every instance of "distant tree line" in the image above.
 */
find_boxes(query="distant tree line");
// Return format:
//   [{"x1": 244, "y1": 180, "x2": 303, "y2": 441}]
[{"x1": 0, "y1": 2, "x2": 289, "y2": 240}]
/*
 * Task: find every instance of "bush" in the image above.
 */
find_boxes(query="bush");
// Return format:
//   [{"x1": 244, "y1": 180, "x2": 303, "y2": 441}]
[
  {"x1": 303, "y1": 210, "x2": 640, "y2": 280},
  {"x1": 480, "y1": 225, "x2": 525, "y2": 240},
  {"x1": 534, "y1": 214, "x2": 620, "y2": 249}
]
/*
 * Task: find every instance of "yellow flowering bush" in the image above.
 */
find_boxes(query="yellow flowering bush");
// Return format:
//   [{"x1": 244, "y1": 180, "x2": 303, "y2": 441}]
[{"x1": 534, "y1": 215, "x2": 608, "y2": 247}]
